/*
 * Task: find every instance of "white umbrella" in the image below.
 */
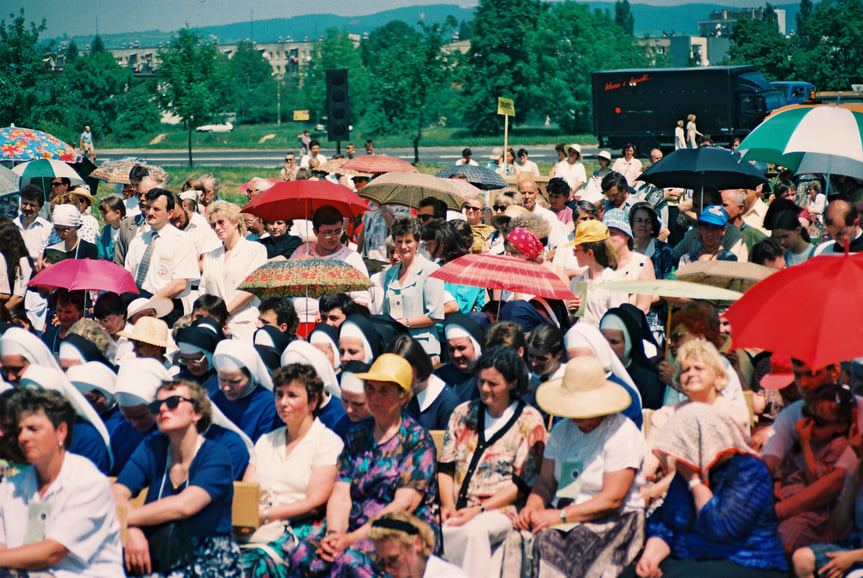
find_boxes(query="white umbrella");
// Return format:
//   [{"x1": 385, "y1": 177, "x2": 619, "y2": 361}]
[{"x1": 13, "y1": 158, "x2": 85, "y2": 183}]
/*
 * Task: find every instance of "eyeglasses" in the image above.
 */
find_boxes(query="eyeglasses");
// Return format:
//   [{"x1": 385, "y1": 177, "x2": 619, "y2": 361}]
[
  {"x1": 318, "y1": 227, "x2": 343, "y2": 238},
  {"x1": 147, "y1": 395, "x2": 193, "y2": 415},
  {"x1": 492, "y1": 205, "x2": 507, "y2": 212},
  {"x1": 178, "y1": 352, "x2": 207, "y2": 366},
  {"x1": 418, "y1": 214, "x2": 434, "y2": 222}
]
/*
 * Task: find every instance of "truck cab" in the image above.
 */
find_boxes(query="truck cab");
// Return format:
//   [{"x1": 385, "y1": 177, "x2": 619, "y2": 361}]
[{"x1": 770, "y1": 81, "x2": 815, "y2": 105}]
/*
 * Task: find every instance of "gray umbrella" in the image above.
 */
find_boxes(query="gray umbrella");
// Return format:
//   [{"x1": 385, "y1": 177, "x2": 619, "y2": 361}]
[
  {"x1": 0, "y1": 164, "x2": 20, "y2": 196},
  {"x1": 435, "y1": 164, "x2": 509, "y2": 190}
]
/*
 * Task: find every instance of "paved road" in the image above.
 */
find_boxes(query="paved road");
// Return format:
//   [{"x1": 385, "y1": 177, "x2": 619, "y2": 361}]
[{"x1": 99, "y1": 144, "x2": 603, "y2": 167}]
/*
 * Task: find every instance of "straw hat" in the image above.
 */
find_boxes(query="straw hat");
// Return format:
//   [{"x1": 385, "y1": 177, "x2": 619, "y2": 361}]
[
  {"x1": 536, "y1": 356, "x2": 632, "y2": 419},
  {"x1": 566, "y1": 220, "x2": 610, "y2": 247},
  {"x1": 68, "y1": 185, "x2": 95, "y2": 207},
  {"x1": 354, "y1": 353, "x2": 413, "y2": 393},
  {"x1": 127, "y1": 296, "x2": 174, "y2": 320},
  {"x1": 119, "y1": 317, "x2": 169, "y2": 349}
]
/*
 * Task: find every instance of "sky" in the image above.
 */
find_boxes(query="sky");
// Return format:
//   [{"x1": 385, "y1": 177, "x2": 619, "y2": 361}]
[{"x1": 8, "y1": 0, "x2": 772, "y2": 38}]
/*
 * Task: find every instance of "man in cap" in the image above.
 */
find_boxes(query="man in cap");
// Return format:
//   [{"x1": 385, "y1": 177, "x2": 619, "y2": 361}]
[
  {"x1": 434, "y1": 314, "x2": 485, "y2": 403},
  {"x1": 552, "y1": 143, "x2": 587, "y2": 193},
  {"x1": 673, "y1": 191, "x2": 747, "y2": 262},
  {"x1": 678, "y1": 205, "x2": 739, "y2": 266}
]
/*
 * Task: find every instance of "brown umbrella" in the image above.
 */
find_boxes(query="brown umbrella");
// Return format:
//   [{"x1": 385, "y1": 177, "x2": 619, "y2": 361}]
[
  {"x1": 89, "y1": 157, "x2": 169, "y2": 184},
  {"x1": 341, "y1": 154, "x2": 419, "y2": 175},
  {"x1": 361, "y1": 172, "x2": 482, "y2": 210},
  {"x1": 676, "y1": 261, "x2": 775, "y2": 293},
  {"x1": 318, "y1": 158, "x2": 373, "y2": 179}
]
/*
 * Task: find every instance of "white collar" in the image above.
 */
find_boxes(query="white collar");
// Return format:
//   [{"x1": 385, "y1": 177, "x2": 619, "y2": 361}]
[{"x1": 416, "y1": 374, "x2": 447, "y2": 412}]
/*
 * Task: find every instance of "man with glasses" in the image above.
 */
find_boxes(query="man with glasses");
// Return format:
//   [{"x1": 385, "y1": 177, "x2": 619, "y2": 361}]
[
  {"x1": 279, "y1": 153, "x2": 298, "y2": 181},
  {"x1": 47, "y1": 177, "x2": 70, "y2": 204},
  {"x1": 291, "y1": 205, "x2": 370, "y2": 310},
  {"x1": 418, "y1": 197, "x2": 447, "y2": 229}
]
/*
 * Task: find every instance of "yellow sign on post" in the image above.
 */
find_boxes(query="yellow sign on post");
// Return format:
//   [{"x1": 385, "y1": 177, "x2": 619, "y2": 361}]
[
  {"x1": 497, "y1": 98, "x2": 515, "y2": 116},
  {"x1": 293, "y1": 110, "x2": 310, "y2": 121}
]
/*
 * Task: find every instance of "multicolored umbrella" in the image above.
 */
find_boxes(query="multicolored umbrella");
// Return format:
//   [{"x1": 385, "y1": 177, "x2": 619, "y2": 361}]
[
  {"x1": 341, "y1": 154, "x2": 419, "y2": 175},
  {"x1": 89, "y1": 157, "x2": 170, "y2": 184},
  {"x1": 430, "y1": 254, "x2": 575, "y2": 300},
  {"x1": 241, "y1": 179, "x2": 369, "y2": 221},
  {"x1": 0, "y1": 126, "x2": 81, "y2": 162},
  {"x1": 238, "y1": 258, "x2": 372, "y2": 299},
  {"x1": 737, "y1": 104, "x2": 863, "y2": 178},
  {"x1": 725, "y1": 251, "x2": 863, "y2": 369},
  {"x1": 13, "y1": 159, "x2": 85, "y2": 183},
  {"x1": 361, "y1": 172, "x2": 482, "y2": 210},
  {"x1": 28, "y1": 258, "x2": 138, "y2": 294},
  {"x1": 435, "y1": 164, "x2": 509, "y2": 190}
]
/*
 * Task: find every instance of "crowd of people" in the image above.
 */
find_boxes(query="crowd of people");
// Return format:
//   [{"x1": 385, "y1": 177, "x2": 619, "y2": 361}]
[{"x1": 0, "y1": 144, "x2": 862, "y2": 578}]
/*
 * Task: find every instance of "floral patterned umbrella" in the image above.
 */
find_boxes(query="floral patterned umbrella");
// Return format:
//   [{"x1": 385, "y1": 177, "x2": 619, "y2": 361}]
[
  {"x1": 238, "y1": 258, "x2": 373, "y2": 299},
  {"x1": 0, "y1": 126, "x2": 81, "y2": 162},
  {"x1": 89, "y1": 157, "x2": 170, "y2": 184}
]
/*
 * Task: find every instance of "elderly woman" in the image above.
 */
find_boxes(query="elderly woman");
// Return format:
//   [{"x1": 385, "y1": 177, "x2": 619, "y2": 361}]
[
  {"x1": 488, "y1": 195, "x2": 526, "y2": 256},
  {"x1": 201, "y1": 201, "x2": 268, "y2": 342},
  {"x1": 512, "y1": 356, "x2": 645, "y2": 577},
  {"x1": 439, "y1": 346, "x2": 547, "y2": 576},
  {"x1": 383, "y1": 216, "x2": 445, "y2": 360},
  {"x1": 114, "y1": 378, "x2": 242, "y2": 577},
  {"x1": 290, "y1": 353, "x2": 439, "y2": 577},
  {"x1": 0, "y1": 388, "x2": 123, "y2": 576},
  {"x1": 41, "y1": 204, "x2": 99, "y2": 268},
  {"x1": 369, "y1": 512, "x2": 468, "y2": 578},
  {"x1": 643, "y1": 338, "x2": 751, "y2": 507},
  {"x1": 623, "y1": 403, "x2": 787, "y2": 578},
  {"x1": 569, "y1": 220, "x2": 627, "y2": 327},
  {"x1": 240, "y1": 363, "x2": 345, "y2": 577},
  {"x1": 212, "y1": 340, "x2": 280, "y2": 441},
  {"x1": 463, "y1": 196, "x2": 494, "y2": 254}
]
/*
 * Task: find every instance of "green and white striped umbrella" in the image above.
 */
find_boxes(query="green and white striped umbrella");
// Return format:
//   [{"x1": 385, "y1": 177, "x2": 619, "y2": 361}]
[{"x1": 737, "y1": 104, "x2": 863, "y2": 179}]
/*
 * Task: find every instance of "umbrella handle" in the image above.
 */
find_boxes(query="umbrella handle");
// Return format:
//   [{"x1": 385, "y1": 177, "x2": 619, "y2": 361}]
[{"x1": 664, "y1": 303, "x2": 673, "y2": 360}]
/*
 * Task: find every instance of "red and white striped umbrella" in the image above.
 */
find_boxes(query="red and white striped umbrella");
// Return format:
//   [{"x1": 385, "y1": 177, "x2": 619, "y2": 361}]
[{"x1": 430, "y1": 254, "x2": 575, "y2": 300}]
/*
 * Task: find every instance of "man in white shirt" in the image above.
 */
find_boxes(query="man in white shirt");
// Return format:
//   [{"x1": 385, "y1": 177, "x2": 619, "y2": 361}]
[
  {"x1": 125, "y1": 188, "x2": 200, "y2": 324},
  {"x1": 455, "y1": 148, "x2": 478, "y2": 166},
  {"x1": 299, "y1": 140, "x2": 328, "y2": 169},
  {"x1": 15, "y1": 185, "x2": 53, "y2": 259},
  {"x1": 517, "y1": 176, "x2": 570, "y2": 253}
]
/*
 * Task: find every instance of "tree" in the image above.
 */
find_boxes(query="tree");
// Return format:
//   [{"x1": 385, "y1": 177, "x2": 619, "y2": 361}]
[
  {"x1": 229, "y1": 40, "x2": 277, "y2": 124},
  {"x1": 459, "y1": 0, "x2": 543, "y2": 134},
  {"x1": 0, "y1": 10, "x2": 53, "y2": 127},
  {"x1": 526, "y1": 3, "x2": 651, "y2": 133},
  {"x1": 615, "y1": 0, "x2": 635, "y2": 35},
  {"x1": 362, "y1": 19, "x2": 455, "y2": 162},
  {"x1": 111, "y1": 81, "x2": 161, "y2": 140},
  {"x1": 792, "y1": 0, "x2": 863, "y2": 90},
  {"x1": 727, "y1": 8, "x2": 792, "y2": 81},
  {"x1": 157, "y1": 28, "x2": 233, "y2": 165},
  {"x1": 65, "y1": 40, "x2": 79, "y2": 64},
  {"x1": 90, "y1": 34, "x2": 105, "y2": 53},
  {"x1": 63, "y1": 47, "x2": 131, "y2": 138}
]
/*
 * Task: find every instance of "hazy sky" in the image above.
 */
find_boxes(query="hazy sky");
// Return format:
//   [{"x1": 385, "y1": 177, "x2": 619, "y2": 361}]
[{"x1": 8, "y1": 0, "x2": 769, "y2": 38}]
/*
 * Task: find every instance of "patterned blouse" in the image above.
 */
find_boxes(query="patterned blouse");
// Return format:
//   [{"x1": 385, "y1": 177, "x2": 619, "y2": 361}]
[
  {"x1": 339, "y1": 412, "x2": 440, "y2": 550},
  {"x1": 439, "y1": 400, "x2": 547, "y2": 519}
]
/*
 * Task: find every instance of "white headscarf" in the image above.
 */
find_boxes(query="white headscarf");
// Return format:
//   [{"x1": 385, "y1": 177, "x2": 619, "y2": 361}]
[
  {"x1": 0, "y1": 327, "x2": 63, "y2": 372},
  {"x1": 338, "y1": 320, "x2": 373, "y2": 363},
  {"x1": 564, "y1": 323, "x2": 642, "y2": 407},
  {"x1": 281, "y1": 340, "x2": 341, "y2": 399},
  {"x1": 52, "y1": 204, "x2": 82, "y2": 227},
  {"x1": 213, "y1": 340, "x2": 273, "y2": 392},
  {"x1": 20, "y1": 365, "x2": 113, "y2": 469},
  {"x1": 67, "y1": 362, "x2": 117, "y2": 402},
  {"x1": 444, "y1": 323, "x2": 482, "y2": 358},
  {"x1": 309, "y1": 328, "x2": 341, "y2": 370}
]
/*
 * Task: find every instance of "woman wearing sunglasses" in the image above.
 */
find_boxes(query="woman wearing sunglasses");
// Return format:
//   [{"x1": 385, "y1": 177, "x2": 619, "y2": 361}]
[{"x1": 114, "y1": 378, "x2": 242, "y2": 578}]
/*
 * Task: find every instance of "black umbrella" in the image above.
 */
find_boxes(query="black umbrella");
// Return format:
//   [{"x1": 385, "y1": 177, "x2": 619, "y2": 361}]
[
  {"x1": 435, "y1": 164, "x2": 508, "y2": 190},
  {"x1": 639, "y1": 147, "x2": 767, "y2": 193}
]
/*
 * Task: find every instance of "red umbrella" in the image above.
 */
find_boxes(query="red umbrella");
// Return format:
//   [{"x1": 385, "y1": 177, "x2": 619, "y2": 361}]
[
  {"x1": 28, "y1": 258, "x2": 138, "y2": 294},
  {"x1": 341, "y1": 154, "x2": 419, "y2": 175},
  {"x1": 724, "y1": 252, "x2": 863, "y2": 369},
  {"x1": 430, "y1": 254, "x2": 575, "y2": 300},
  {"x1": 241, "y1": 179, "x2": 370, "y2": 221}
]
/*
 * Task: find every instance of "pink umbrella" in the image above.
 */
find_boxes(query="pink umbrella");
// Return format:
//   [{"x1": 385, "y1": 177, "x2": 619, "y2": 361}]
[
  {"x1": 430, "y1": 254, "x2": 575, "y2": 300},
  {"x1": 28, "y1": 259, "x2": 138, "y2": 295}
]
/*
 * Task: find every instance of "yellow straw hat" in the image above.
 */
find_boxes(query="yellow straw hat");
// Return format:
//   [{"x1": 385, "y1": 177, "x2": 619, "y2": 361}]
[
  {"x1": 536, "y1": 356, "x2": 631, "y2": 419},
  {"x1": 118, "y1": 317, "x2": 169, "y2": 349},
  {"x1": 567, "y1": 220, "x2": 610, "y2": 247},
  {"x1": 354, "y1": 353, "x2": 413, "y2": 393}
]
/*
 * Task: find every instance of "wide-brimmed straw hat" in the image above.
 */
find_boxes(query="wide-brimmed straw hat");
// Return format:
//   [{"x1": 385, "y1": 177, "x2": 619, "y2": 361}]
[
  {"x1": 354, "y1": 353, "x2": 413, "y2": 393},
  {"x1": 119, "y1": 317, "x2": 169, "y2": 349},
  {"x1": 127, "y1": 296, "x2": 173, "y2": 320},
  {"x1": 536, "y1": 356, "x2": 632, "y2": 419}
]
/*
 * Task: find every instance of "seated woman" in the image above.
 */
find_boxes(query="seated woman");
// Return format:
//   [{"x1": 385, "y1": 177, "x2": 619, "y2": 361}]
[
  {"x1": 114, "y1": 378, "x2": 242, "y2": 578},
  {"x1": 369, "y1": 512, "x2": 468, "y2": 578},
  {"x1": 438, "y1": 347, "x2": 547, "y2": 576},
  {"x1": 390, "y1": 334, "x2": 460, "y2": 431},
  {"x1": 175, "y1": 317, "x2": 224, "y2": 397},
  {"x1": 623, "y1": 403, "x2": 787, "y2": 578},
  {"x1": 568, "y1": 220, "x2": 628, "y2": 327},
  {"x1": 241, "y1": 363, "x2": 345, "y2": 577},
  {"x1": 512, "y1": 356, "x2": 645, "y2": 577},
  {"x1": 0, "y1": 388, "x2": 123, "y2": 576},
  {"x1": 289, "y1": 354, "x2": 440, "y2": 577}
]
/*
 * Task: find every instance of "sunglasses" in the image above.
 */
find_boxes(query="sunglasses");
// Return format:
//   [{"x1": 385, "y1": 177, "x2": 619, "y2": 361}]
[
  {"x1": 147, "y1": 395, "x2": 193, "y2": 415},
  {"x1": 51, "y1": 181, "x2": 63, "y2": 187},
  {"x1": 418, "y1": 214, "x2": 434, "y2": 222},
  {"x1": 464, "y1": 206, "x2": 481, "y2": 212},
  {"x1": 492, "y1": 205, "x2": 508, "y2": 212}
]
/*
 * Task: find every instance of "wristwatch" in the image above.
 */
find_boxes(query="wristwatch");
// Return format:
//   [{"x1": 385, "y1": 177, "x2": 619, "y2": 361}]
[
  {"x1": 688, "y1": 477, "x2": 704, "y2": 490},
  {"x1": 558, "y1": 508, "x2": 567, "y2": 523}
]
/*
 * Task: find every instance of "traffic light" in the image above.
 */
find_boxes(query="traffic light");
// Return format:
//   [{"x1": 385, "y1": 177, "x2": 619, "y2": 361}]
[{"x1": 326, "y1": 69, "x2": 349, "y2": 142}]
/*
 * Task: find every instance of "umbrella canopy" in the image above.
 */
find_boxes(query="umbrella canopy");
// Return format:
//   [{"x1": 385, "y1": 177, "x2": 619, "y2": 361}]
[
  {"x1": 361, "y1": 172, "x2": 482, "y2": 211},
  {"x1": 239, "y1": 177, "x2": 280, "y2": 195},
  {"x1": 241, "y1": 179, "x2": 370, "y2": 221},
  {"x1": 0, "y1": 164, "x2": 20, "y2": 197},
  {"x1": 0, "y1": 126, "x2": 81, "y2": 162},
  {"x1": 724, "y1": 252, "x2": 863, "y2": 369},
  {"x1": 638, "y1": 147, "x2": 767, "y2": 192},
  {"x1": 676, "y1": 261, "x2": 775, "y2": 294},
  {"x1": 89, "y1": 157, "x2": 170, "y2": 184},
  {"x1": 599, "y1": 279, "x2": 743, "y2": 302},
  {"x1": 737, "y1": 105, "x2": 863, "y2": 175},
  {"x1": 238, "y1": 258, "x2": 373, "y2": 299},
  {"x1": 27, "y1": 258, "x2": 139, "y2": 295},
  {"x1": 341, "y1": 154, "x2": 419, "y2": 175},
  {"x1": 430, "y1": 254, "x2": 575, "y2": 300},
  {"x1": 13, "y1": 159, "x2": 85, "y2": 183},
  {"x1": 317, "y1": 157, "x2": 373, "y2": 178},
  {"x1": 435, "y1": 165, "x2": 509, "y2": 190}
]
